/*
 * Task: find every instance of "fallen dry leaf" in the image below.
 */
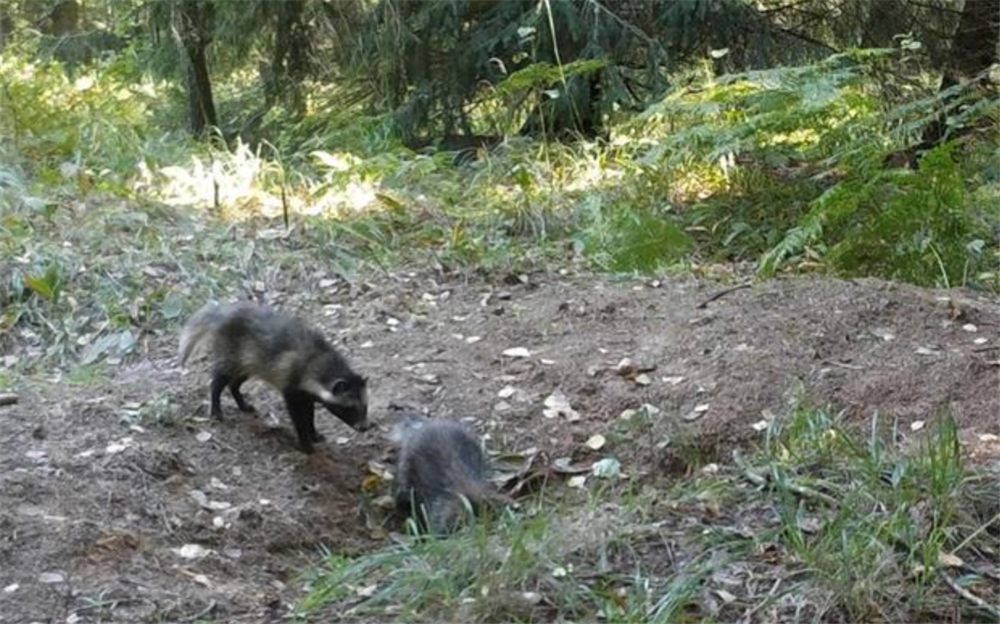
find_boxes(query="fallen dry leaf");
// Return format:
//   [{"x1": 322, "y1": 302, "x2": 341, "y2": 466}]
[
  {"x1": 683, "y1": 404, "x2": 710, "y2": 421},
  {"x1": 616, "y1": 358, "x2": 636, "y2": 375},
  {"x1": 938, "y1": 552, "x2": 964, "y2": 567},
  {"x1": 192, "y1": 574, "x2": 211, "y2": 588},
  {"x1": 567, "y1": 475, "x2": 587, "y2": 488},
  {"x1": 910, "y1": 420, "x2": 925, "y2": 432},
  {"x1": 552, "y1": 457, "x2": 590, "y2": 475},
  {"x1": 714, "y1": 589, "x2": 737, "y2": 604},
  {"x1": 37, "y1": 572, "x2": 65, "y2": 584},
  {"x1": 195, "y1": 431, "x2": 212, "y2": 443},
  {"x1": 173, "y1": 544, "x2": 210, "y2": 560},
  {"x1": 105, "y1": 441, "x2": 128, "y2": 454},
  {"x1": 871, "y1": 328, "x2": 896, "y2": 342},
  {"x1": 543, "y1": 390, "x2": 580, "y2": 421},
  {"x1": 367, "y1": 461, "x2": 393, "y2": 481},
  {"x1": 189, "y1": 489, "x2": 209, "y2": 508},
  {"x1": 520, "y1": 591, "x2": 543, "y2": 605},
  {"x1": 585, "y1": 434, "x2": 607, "y2": 450},
  {"x1": 502, "y1": 347, "x2": 531, "y2": 358},
  {"x1": 616, "y1": 358, "x2": 657, "y2": 382}
]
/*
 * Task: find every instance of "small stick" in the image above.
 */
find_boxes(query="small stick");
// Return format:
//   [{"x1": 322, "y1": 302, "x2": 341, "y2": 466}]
[
  {"x1": 696, "y1": 281, "x2": 753, "y2": 309},
  {"x1": 938, "y1": 569, "x2": 1000, "y2": 619},
  {"x1": 823, "y1": 360, "x2": 864, "y2": 371},
  {"x1": 180, "y1": 600, "x2": 217, "y2": 623},
  {"x1": 0, "y1": 393, "x2": 19, "y2": 407},
  {"x1": 949, "y1": 511, "x2": 1000, "y2": 560},
  {"x1": 972, "y1": 345, "x2": 999, "y2": 352}
]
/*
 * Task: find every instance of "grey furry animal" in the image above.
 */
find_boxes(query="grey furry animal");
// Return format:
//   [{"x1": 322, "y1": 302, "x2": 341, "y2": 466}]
[
  {"x1": 389, "y1": 411, "x2": 510, "y2": 534},
  {"x1": 179, "y1": 302, "x2": 370, "y2": 453}
]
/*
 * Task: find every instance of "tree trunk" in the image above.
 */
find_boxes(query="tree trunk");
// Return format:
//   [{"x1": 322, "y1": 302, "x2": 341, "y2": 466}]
[
  {"x1": 918, "y1": 0, "x2": 999, "y2": 151},
  {"x1": 175, "y1": 0, "x2": 218, "y2": 138},
  {"x1": 946, "y1": 0, "x2": 999, "y2": 80},
  {"x1": 185, "y1": 42, "x2": 218, "y2": 136}
]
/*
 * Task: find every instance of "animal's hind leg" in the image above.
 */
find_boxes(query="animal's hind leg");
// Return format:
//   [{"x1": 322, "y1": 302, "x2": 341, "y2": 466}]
[
  {"x1": 229, "y1": 375, "x2": 255, "y2": 413},
  {"x1": 210, "y1": 369, "x2": 231, "y2": 419}
]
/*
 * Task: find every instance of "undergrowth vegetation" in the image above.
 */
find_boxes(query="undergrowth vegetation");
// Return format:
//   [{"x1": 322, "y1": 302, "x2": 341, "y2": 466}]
[
  {"x1": 299, "y1": 405, "x2": 999, "y2": 622},
  {"x1": 1, "y1": 38, "x2": 998, "y2": 373}
]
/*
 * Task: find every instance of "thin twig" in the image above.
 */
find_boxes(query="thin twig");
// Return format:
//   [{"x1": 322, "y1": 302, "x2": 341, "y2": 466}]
[
  {"x1": 0, "y1": 393, "x2": 19, "y2": 407},
  {"x1": 696, "y1": 281, "x2": 753, "y2": 309},
  {"x1": 972, "y1": 345, "x2": 999, "y2": 352},
  {"x1": 823, "y1": 360, "x2": 864, "y2": 371},
  {"x1": 179, "y1": 600, "x2": 217, "y2": 623},
  {"x1": 949, "y1": 511, "x2": 1000, "y2": 557},
  {"x1": 938, "y1": 569, "x2": 1000, "y2": 619}
]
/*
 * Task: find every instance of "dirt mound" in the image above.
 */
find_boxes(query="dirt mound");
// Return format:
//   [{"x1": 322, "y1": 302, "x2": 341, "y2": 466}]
[
  {"x1": 354, "y1": 274, "x2": 998, "y2": 469},
  {"x1": 1, "y1": 274, "x2": 997, "y2": 622}
]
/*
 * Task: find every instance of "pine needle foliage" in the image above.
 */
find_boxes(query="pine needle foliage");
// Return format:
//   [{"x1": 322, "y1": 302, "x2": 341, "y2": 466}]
[{"x1": 345, "y1": 0, "x2": 672, "y2": 140}]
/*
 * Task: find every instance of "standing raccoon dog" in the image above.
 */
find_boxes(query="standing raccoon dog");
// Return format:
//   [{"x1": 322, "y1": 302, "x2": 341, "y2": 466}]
[
  {"x1": 179, "y1": 302, "x2": 370, "y2": 453},
  {"x1": 389, "y1": 412, "x2": 510, "y2": 534}
]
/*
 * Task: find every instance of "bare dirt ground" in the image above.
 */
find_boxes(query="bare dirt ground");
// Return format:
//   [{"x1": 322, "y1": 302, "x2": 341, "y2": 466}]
[{"x1": 2, "y1": 272, "x2": 998, "y2": 623}]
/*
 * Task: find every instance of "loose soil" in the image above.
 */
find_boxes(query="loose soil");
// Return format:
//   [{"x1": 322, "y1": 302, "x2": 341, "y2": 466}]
[{"x1": 2, "y1": 272, "x2": 998, "y2": 623}]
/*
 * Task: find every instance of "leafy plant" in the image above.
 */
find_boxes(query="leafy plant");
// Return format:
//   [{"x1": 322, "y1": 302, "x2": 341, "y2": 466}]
[{"x1": 763, "y1": 143, "x2": 990, "y2": 287}]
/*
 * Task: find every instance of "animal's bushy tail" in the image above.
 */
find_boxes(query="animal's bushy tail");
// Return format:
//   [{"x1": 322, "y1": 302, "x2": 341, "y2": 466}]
[{"x1": 178, "y1": 301, "x2": 226, "y2": 366}]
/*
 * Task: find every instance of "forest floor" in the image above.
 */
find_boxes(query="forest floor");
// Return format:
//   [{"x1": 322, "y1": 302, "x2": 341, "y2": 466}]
[{"x1": 2, "y1": 260, "x2": 999, "y2": 623}]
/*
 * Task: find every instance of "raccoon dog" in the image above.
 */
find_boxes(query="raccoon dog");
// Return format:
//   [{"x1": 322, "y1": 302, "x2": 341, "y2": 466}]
[
  {"x1": 389, "y1": 411, "x2": 510, "y2": 534},
  {"x1": 179, "y1": 302, "x2": 370, "y2": 453}
]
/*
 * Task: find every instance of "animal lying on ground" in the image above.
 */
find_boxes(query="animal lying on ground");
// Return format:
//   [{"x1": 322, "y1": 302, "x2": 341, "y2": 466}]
[
  {"x1": 179, "y1": 301, "x2": 370, "y2": 453},
  {"x1": 389, "y1": 409, "x2": 511, "y2": 534}
]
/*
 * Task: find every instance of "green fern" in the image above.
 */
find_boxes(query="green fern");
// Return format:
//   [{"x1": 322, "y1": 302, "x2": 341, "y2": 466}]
[{"x1": 765, "y1": 143, "x2": 989, "y2": 286}]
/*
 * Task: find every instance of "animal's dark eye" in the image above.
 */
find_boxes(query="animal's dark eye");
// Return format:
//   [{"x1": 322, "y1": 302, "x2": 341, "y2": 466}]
[{"x1": 332, "y1": 379, "x2": 349, "y2": 394}]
